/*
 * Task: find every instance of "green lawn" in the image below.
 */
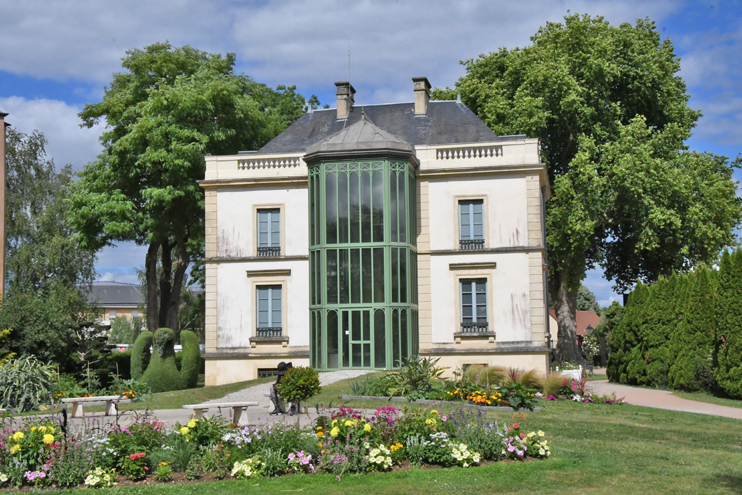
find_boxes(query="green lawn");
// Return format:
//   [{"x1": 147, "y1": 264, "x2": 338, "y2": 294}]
[
  {"x1": 54, "y1": 388, "x2": 742, "y2": 494},
  {"x1": 672, "y1": 390, "x2": 742, "y2": 410}
]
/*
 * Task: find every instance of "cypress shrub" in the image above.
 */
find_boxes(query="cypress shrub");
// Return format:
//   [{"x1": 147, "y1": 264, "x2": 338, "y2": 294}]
[
  {"x1": 141, "y1": 328, "x2": 184, "y2": 393},
  {"x1": 715, "y1": 251, "x2": 742, "y2": 398},
  {"x1": 643, "y1": 275, "x2": 678, "y2": 387},
  {"x1": 668, "y1": 269, "x2": 716, "y2": 391},
  {"x1": 179, "y1": 330, "x2": 201, "y2": 389},
  {"x1": 608, "y1": 282, "x2": 648, "y2": 384},
  {"x1": 131, "y1": 331, "x2": 153, "y2": 380}
]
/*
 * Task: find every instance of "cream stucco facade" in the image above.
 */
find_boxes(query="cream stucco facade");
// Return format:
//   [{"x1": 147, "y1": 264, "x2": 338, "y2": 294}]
[{"x1": 201, "y1": 81, "x2": 551, "y2": 386}]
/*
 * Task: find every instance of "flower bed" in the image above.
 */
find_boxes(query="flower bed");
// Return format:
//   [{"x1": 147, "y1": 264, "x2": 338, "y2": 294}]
[
  {"x1": 339, "y1": 395, "x2": 542, "y2": 411},
  {"x1": 0, "y1": 407, "x2": 552, "y2": 489}
]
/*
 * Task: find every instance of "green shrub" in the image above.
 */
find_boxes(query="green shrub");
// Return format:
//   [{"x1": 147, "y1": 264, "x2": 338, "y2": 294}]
[
  {"x1": 179, "y1": 330, "x2": 201, "y2": 388},
  {"x1": 276, "y1": 366, "x2": 321, "y2": 409},
  {"x1": 141, "y1": 328, "x2": 184, "y2": 393},
  {"x1": 131, "y1": 331, "x2": 153, "y2": 380},
  {"x1": 715, "y1": 250, "x2": 742, "y2": 398},
  {"x1": 107, "y1": 350, "x2": 132, "y2": 380},
  {"x1": 108, "y1": 316, "x2": 144, "y2": 344},
  {"x1": 0, "y1": 355, "x2": 55, "y2": 411}
]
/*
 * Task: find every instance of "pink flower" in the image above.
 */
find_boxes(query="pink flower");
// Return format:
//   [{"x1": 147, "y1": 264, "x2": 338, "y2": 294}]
[
  {"x1": 301, "y1": 458, "x2": 310, "y2": 465},
  {"x1": 507, "y1": 445, "x2": 515, "y2": 452},
  {"x1": 441, "y1": 416, "x2": 448, "y2": 422},
  {"x1": 288, "y1": 453, "x2": 295, "y2": 461},
  {"x1": 520, "y1": 433, "x2": 526, "y2": 439}
]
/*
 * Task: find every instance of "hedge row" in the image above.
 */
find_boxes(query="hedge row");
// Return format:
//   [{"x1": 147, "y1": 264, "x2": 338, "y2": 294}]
[{"x1": 607, "y1": 250, "x2": 742, "y2": 397}]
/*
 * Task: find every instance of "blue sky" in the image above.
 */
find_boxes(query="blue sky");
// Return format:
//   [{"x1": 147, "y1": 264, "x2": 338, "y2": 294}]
[{"x1": 1, "y1": 0, "x2": 740, "y2": 306}]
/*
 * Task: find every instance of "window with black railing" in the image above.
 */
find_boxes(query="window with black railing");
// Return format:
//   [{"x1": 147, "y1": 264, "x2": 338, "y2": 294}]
[
  {"x1": 460, "y1": 321, "x2": 489, "y2": 333},
  {"x1": 460, "y1": 278, "x2": 488, "y2": 333},
  {"x1": 458, "y1": 200, "x2": 484, "y2": 250},
  {"x1": 257, "y1": 246, "x2": 281, "y2": 257},
  {"x1": 459, "y1": 239, "x2": 485, "y2": 250},
  {"x1": 256, "y1": 326, "x2": 283, "y2": 337},
  {"x1": 257, "y1": 208, "x2": 281, "y2": 257}
]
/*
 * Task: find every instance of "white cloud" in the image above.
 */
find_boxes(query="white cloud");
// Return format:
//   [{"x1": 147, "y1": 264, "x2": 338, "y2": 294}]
[
  {"x1": 0, "y1": 0, "x2": 679, "y2": 102},
  {"x1": 0, "y1": 96, "x2": 102, "y2": 169}
]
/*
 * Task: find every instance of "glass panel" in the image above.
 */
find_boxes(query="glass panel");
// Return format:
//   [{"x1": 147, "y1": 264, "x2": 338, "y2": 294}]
[
  {"x1": 400, "y1": 248, "x2": 407, "y2": 303},
  {"x1": 350, "y1": 249, "x2": 361, "y2": 304},
  {"x1": 327, "y1": 311, "x2": 338, "y2": 369},
  {"x1": 361, "y1": 172, "x2": 372, "y2": 243},
  {"x1": 473, "y1": 201, "x2": 484, "y2": 239},
  {"x1": 363, "y1": 343, "x2": 371, "y2": 368},
  {"x1": 326, "y1": 173, "x2": 337, "y2": 244},
  {"x1": 350, "y1": 172, "x2": 360, "y2": 243},
  {"x1": 372, "y1": 170, "x2": 384, "y2": 242},
  {"x1": 374, "y1": 309, "x2": 385, "y2": 368},
  {"x1": 476, "y1": 280, "x2": 487, "y2": 321},
  {"x1": 392, "y1": 309, "x2": 400, "y2": 367},
  {"x1": 391, "y1": 248, "x2": 399, "y2": 303},
  {"x1": 257, "y1": 288, "x2": 269, "y2": 326},
  {"x1": 373, "y1": 247, "x2": 384, "y2": 303},
  {"x1": 342, "y1": 311, "x2": 350, "y2": 367},
  {"x1": 362, "y1": 248, "x2": 372, "y2": 303},
  {"x1": 352, "y1": 343, "x2": 362, "y2": 368},
  {"x1": 316, "y1": 312, "x2": 323, "y2": 368},
  {"x1": 398, "y1": 172, "x2": 406, "y2": 242},
  {"x1": 459, "y1": 202, "x2": 471, "y2": 240},
  {"x1": 327, "y1": 250, "x2": 338, "y2": 304},
  {"x1": 338, "y1": 172, "x2": 348, "y2": 243},
  {"x1": 362, "y1": 310, "x2": 370, "y2": 341},
  {"x1": 271, "y1": 288, "x2": 281, "y2": 325},
  {"x1": 315, "y1": 175, "x2": 321, "y2": 245},
  {"x1": 339, "y1": 249, "x2": 349, "y2": 304},
  {"x1": 310, "y1": 313, "x2": 316, "y2": 367},
  {"x1": 310, "y1": 251, "x2": 315, "y2": 305},
  {"x1": 258, "y1": 210, "x2": 268, "y2": 247},
  {"x1": 352, "y1": 310, "x2": 361, "y2": 341},
  {"x1": 310, "y1": 176, "x2": 315, "y2": 246},
  {"x1": 401, "y1": 309, "x2": 408, "y2": 360},
  {"x1": 390, "y1": 171, "x2": 397, "y2": 242},
  {"x1": 409, "y1": 172, "x2": 416, "y2": 246},
  {"x1": 270, "y1": 212, "x2": 280, "y2": 247}
]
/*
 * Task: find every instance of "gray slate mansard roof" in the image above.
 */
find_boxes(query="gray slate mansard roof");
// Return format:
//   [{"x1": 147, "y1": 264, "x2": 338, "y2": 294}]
[
  {"x1": 258, "y1": 101, "x2": 500, "y2": 154},
  {"x1": 86, "y1": 281, "x2": 143, "y2": 308}
]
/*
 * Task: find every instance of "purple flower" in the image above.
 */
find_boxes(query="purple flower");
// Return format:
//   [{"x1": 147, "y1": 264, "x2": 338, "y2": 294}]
[{"x1": 336, "y1": 476, "x2": 342, "y2": 481}]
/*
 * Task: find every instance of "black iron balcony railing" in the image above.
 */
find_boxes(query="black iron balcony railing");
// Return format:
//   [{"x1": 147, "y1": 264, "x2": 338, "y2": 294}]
[
  {"x1": 257, "y1": 246, "x2": 281, "y2": 257},
  {"x1": 459, "y1": 239, "x2": 485, "y2": 250},
  {"x1": 460, "y1": 321, "x2": 489, "y2": 333},
  {"x1": 256, "y1": 327, "x2": 283, "y2": 338}
]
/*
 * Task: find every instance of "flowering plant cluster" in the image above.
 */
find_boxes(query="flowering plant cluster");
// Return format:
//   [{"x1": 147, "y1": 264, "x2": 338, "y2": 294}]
[
  {"x1": 549, "y1": 378, "x2": 626, "y2": 405},
  {"x1": 0, "y1": 404, "x2": 553, "y2": 488},
  {"x1": 84, "y1": 467, "x2": 116, "y2": 488}
]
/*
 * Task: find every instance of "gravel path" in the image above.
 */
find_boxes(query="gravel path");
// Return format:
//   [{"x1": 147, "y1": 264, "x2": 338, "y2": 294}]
[
  {"x1": 590, "y1": 380, "x2": 742, "y2": 420},
  {"x1": 203, "y1": 369, "x2": 372, "y2": 405}
]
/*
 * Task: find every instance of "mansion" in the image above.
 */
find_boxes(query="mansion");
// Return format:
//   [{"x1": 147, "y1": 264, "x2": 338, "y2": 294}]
[{"x1": 201, "y1": 78, "x2": 551, "y2": 385}]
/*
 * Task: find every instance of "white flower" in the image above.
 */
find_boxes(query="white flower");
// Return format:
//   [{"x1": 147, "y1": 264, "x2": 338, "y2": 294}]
[
  {"x1": 0, "y1": 474, "x2": 7, "y2": 483},
  {"x1": 538, "y1": 431, "x2": 545, "y2": 437},
  {"x1": 539, "y1": 449, "x2": 546, "y2": 456}
]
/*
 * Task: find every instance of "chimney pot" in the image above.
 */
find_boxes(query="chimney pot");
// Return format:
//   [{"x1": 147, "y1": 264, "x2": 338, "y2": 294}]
[
  {"x1": 335, "y1": 81, "x2": 356, "y2": 120},
  {"x1": 412, "y1": 77, "x2": 431, "y2": 115}
]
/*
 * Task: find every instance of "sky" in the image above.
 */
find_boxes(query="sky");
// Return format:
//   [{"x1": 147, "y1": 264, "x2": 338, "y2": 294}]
[{"x1": 0, "y1": 0, "x2": 741, "y2": 307}]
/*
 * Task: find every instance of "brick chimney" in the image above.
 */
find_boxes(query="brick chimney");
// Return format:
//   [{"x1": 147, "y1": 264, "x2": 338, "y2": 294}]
[
  {"x1": 335, "y1": 81, "x2": 356, "y2": 120},
  {"x1": 412, "y1": 77, "x2": 431, "y2": 115},
  {"x1": 0, "y1": 112, "x2": 8, "y2": 297}
]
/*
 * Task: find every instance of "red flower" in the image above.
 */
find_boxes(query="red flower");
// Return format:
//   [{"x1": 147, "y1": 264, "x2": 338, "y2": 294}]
[
  {"x1": 520, "y1": 433, "x2": 526, "y2": 439},
  {"x1": 512, "y1": 423, "x2": 520, "y2": 429}
]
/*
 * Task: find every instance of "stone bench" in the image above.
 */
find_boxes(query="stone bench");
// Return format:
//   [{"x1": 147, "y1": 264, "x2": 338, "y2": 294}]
[
  {"x1": 61, "y1": 396, "x2": 134, "y2": 418},
  {"x1": 182, "y1": 401, "x2": 259, "y2": 426}
]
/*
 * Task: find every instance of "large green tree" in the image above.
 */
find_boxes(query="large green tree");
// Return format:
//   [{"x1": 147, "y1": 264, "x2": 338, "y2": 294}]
[
  {"x1": 70, "y1": 42, "x2": 316, "y2": 333},
  {"x1": 0, "y1": 128, "x2": 99, "y2": 366},
  {"x1": 434, "y1": 14, "x2": 742, "y2": 361}
]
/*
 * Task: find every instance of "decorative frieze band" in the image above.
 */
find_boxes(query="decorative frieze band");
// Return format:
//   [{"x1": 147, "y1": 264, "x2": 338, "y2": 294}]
[{"x1": 436, "y1": 146, "x2": 503, "y2": 160}]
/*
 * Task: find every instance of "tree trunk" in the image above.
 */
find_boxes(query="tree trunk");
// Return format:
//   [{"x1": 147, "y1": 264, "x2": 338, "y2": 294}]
[
  {"x1": 145, "y1": 241, "x2": 161, "y2": 332},
  {"x1": 551, "y1": 270, "x2": 583, "y2": 363},
  {"x1": 158, "y1": 242, "x2": 173, "y2": 328},
  {"x1": 165, "y1": 236, "x2": 190, "y2": 336}
]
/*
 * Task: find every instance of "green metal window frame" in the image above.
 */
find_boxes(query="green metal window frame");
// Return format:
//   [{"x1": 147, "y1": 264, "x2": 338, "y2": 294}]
[{"x1": 308, "y1": 159, "x2": 418, "y2": 370}]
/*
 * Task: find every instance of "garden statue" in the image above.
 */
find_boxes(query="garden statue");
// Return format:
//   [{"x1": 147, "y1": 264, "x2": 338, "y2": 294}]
[{"x1": 131, "y1": 328, "x2": 201, "y2": 393}]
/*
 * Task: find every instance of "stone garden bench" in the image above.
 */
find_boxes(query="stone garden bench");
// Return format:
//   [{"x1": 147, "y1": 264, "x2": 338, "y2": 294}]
[
  {"x1": 182, "y1": 401, "x2": 258, "y2": 426},
  {"x1": 61, "y1": 395, "x2": 135, "y2": 418}
]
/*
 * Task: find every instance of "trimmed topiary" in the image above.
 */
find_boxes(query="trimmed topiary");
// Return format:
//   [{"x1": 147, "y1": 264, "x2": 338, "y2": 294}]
[
  {"x1": 140, "y1": 328, "x2": 185, "y2": 393},
  {"x1": 276, "y1": 366, "x2": 321, "y2": 412},
  {"x1": 179, "y1": 330, "x2": 201, "y2": 389},
  {"x1": 131, "y1": 331, "x2": 153, "y2": 380}
]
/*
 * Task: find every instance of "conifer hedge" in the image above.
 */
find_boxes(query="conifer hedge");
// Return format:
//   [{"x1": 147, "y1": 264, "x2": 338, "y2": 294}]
[{"x1": 607, "y1": 251, "x2": 742, "y2": 397}]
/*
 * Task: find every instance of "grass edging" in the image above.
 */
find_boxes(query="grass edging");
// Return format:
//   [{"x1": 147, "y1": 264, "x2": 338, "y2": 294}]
[{"x1": 339, "y1": 395, "x2": 541, "y2": 411}]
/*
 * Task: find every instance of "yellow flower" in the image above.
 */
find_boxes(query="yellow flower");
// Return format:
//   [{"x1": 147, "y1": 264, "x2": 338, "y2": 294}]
[
  {"x1": 9, "y1": 444, "x2": 21, "y2": 454},
  {"x1": 180, "y1": 427, "x2": 190, "y2": 435},
  {"x1": 31, "y1": 427, "x2": 37, "y2": 432},
  {"x1": 160, "y1": 462, "x2": 169, "y2": 466},
  {"x1": 317, "y1": 442, "x2": 323, "y2": 448},
  {"x1": 40, "y1": 426, "x2": 48, "y2": 433},
  {"x1": 430, "y1": 410, "x2": 439, "y2": 416},
  {"x1": 345, "y1": 420, "x2": 353, "y2": 427},
  {"x1": 364, "y1": 423, "x2": 371, "y2": 432},
  {"x1": 43, "y1": 434, "x2": 54, "y2": 445},
  {"x1": 316, "y1": 431, "x2": 324, "y2": 438},
  {"x1": 13, "y1": 432, "x2": 24, "y2": 440},
  {"x1": 331, "y1": 420, "x2": 337, "y2": 427},
  {"x1": 330, "y1": 427, "x2": 340, "y2": 438},
  {"x1": 316, "y1": 426, "x2": 323, "y2": 430},
  {"x1": 426, "y1": 418, "x2": 436, "y2": 425},
  {"x1": 187, "y1": 421, "x2": 197, "y2": 428}
]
